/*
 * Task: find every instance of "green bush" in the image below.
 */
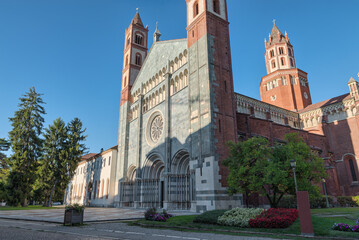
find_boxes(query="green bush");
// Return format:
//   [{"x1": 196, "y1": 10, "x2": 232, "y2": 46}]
[
  {"x1": 277, "y1": 195, "x2": 333, "y2": 208},
  {"x1": 193, "y1": 209, "x2": 227, "y2": 225},
  {"x1": 310, "y1": 195, "x2": 333, "y2": 208},
  {"x1": 217, "y1": 208, "x2": 264, "y2": 227},
  {"x1": 337, "y1": 196, "x2": 359, "y2": 207}
]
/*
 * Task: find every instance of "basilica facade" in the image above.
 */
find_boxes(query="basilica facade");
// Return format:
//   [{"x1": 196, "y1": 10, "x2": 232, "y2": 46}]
[{"x1": 65, "y1": 0, "x2": 359, "y2": 212}]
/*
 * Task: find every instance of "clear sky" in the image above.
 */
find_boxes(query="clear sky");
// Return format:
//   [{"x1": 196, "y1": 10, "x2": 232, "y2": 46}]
[{"x1": 1, "y1": 0, "x2": 358, "y2": 155}]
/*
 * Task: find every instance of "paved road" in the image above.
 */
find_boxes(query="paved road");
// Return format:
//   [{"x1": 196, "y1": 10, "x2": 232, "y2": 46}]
[{"x1": 0, "y1": 219, "x2": 277, "y2": 240}]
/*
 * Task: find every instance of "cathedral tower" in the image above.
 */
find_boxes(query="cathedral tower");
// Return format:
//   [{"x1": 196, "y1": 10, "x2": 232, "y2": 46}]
[
  {"x1": 186, "y1": 0, "x2": 239, "y2": 211},
  {"x1": 120, "y1": 9, "x2": 148, "y2": 106},
  {"x1": 260, "y1": 23, "x2": 312, "y2": 111}
]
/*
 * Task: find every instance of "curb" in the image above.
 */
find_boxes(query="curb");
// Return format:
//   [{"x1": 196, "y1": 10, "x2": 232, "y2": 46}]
[
  {"x1": 0, "y1": 216, "x2": 141, "y2": 224},
  {"x1": 133, "y1": 222, "x2": 358, "y2": 240}
]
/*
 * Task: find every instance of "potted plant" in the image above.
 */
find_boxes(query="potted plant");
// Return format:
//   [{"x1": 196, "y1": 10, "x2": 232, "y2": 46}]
[{"x1": 64, "y1": 204, "x2": 84, "y2": 226}]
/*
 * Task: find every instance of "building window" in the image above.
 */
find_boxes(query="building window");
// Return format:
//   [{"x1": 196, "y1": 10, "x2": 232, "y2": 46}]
[
  {"x1": 194, "y1": 1, "x2": 199, "y2": 17},
  {"x1": 281, "y1": 57, "x2": 285, "y2": 66},
  {"x1": 135, "y1": 53, "x2": 142, "y2": 66},
  {"x1": 224, "y1": 81, "x2": 227, "y2": 92},
  {"x1": 270, "y1": 50, "x2": 274, "y2": 58},
  {"x1": 349, "y1": 159, "x2": 358, "y2": 182},
  {"x1": 109, "y1": 157, "x2": 111, "y2": 166},
  {"x1": 103, "y1": 158, "x2": 106, "y2": 167},
  {"x1": 282, "y1": 77, "x2": 287, "y2": 85},
  {"x1": 219, "y1": 119, "x2": 221, "y2": 133},
  {"x1": 290, "y1": 76, "x2": 297, "y2": 85},
  {"x1": 127, "y1": 37, "x2": 130, "y2": 47},
  {"x1": 290, "y1": 58, "x2": 294, "y2": 67},
  {"x1": 279, "y1": 47, "x2": 284, "y2": 54},
  {"x1": 272, "y1": 60, "x2": 276, "y2": 68},
  {"x1": 97, "y1": 181, "x2": 101, "y2": 199},
  {"x1": 135, "y1": 34, "x2": 143, "y2": 45},
  {"x1": 288, "y1": 48, "x2": 292, "y2": 56},
  {"x1": 106, "y1": 178, "x2": 110, "y2": 199},
  {"x1": 93, "y1": 180, "x2": 97, "y2": 199},
  {"x1": 125, "y1": 55, "x2": 129, "y2": 67},
  {"x1": 213, "y1": 0, "x2": 220, "y2": 14}
]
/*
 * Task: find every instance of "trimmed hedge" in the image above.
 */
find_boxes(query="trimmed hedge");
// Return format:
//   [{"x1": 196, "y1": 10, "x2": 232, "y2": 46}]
[
  {"x1": 249, "y1": 208, "x2": 298, "y2": 228},
  {"x1": 277, "y1": 195, "x2": 334, "y2": 208},
  {"x1": 337, "y1": 196, "x2": 359, "y2": 207},
  {"x1": 193, "y1": 209, "x2": 227, "y2": 225},
  {"x1": 217, "y1": 208, "x2": 264, "y2": 227}
]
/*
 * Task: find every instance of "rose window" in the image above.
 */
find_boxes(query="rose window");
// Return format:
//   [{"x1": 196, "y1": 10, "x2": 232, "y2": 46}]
[{"x1": 150, "y1": 115, "x2": 164, "y2": 142}]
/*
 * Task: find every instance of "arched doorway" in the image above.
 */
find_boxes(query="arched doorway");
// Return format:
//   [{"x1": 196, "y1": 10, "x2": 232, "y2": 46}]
[
  {"x1": 141, "y1": 154, "x2": 165, "y2": 208},
  {"x1": 168, "y1": 150, "x2": 192, "y2": 210}
]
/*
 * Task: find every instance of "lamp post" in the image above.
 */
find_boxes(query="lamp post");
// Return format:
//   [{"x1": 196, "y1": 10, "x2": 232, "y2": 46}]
[
  {"x1": 290, "y1": 159, "x2": 298, "y2": 193},
  {"x1": 322, "y1": 178, "x2": 330, "y2": 208}
]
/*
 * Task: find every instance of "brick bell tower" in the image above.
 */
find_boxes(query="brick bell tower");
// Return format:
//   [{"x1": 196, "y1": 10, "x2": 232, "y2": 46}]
[
  {"x1": 116, "y1": 10, "x2": 148, "y2": 204},
  {"x1": 120, "y1": 9, "x2": 148, "y2": 106},
  {"x1": 186, "y1": 0, "x2": 239, "y2": 211},
  {"x1": 260, "y1": 22, "x2": 312, "y2": 111}
]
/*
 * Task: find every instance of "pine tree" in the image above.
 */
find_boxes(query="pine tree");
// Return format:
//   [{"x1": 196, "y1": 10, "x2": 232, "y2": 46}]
[
  {"x1": 6, "y1": 87, "x2": 45, "y2": 206},
  {"x1": 0, "y1": 138, "x2": 10, "y2": 202},
  {"x1": 37, "y1": 118, "x2": 68, "y2": 206}
]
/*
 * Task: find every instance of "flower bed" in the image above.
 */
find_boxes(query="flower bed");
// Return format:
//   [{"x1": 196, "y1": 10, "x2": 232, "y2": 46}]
[
  {"x1": 217, "y1": 208, "x2": 264, "y2": 227},
  {"x1": 144, "y1": 207, "x2": 173, "y2": 222},
  {"x1": 332, "y1": 223, "x2": 359, "y2": 232},
  {"x1": 249, "y1": 208, "x2": 298, "y2": 228}
]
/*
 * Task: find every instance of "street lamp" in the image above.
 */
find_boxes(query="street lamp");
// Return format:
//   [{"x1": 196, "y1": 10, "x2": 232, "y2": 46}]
[
  {"x1": 290, "y1": 159, "x2": 298, "y2": 193},
  {"x1": 322, "y1": 178, "x2": 330, "y2": 208}
]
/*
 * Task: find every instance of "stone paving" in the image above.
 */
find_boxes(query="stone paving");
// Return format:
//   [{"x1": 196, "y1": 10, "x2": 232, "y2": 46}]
[{"x1": 0, "y1": 207, "x2": 196, "y2": 223}]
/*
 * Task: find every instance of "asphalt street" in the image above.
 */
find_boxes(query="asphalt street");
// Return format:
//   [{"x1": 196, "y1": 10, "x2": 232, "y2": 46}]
[{"x1": 0, "y1": 218, "x2": 278, "y2": 240}]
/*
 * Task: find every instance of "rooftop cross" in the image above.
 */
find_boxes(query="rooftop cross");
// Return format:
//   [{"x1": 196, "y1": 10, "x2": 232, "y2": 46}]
[
  {"x1": 136, "y1": 8, "x2": 139, "y2": 13},
  {"x1": 273, "y1": 19, "x2": 276, "y2": 25}
]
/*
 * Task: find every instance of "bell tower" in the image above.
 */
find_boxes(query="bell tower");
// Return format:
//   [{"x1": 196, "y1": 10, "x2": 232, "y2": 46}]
[
  {"x1": 120, "y1": 9, "x2": 148, "y2": 106},
  {"x1": 186, "y1": 0, "x2": 239, "y2": 211},
  {"x1": 260, "y1": 22, "x2": 312, "y2": 111}
]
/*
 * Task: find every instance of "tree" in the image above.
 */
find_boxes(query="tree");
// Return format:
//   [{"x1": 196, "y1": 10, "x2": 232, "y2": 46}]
[
  {"x1": 36, "y1": 117, "x2": 87, "y2": 206},
  {"x1": 0, "y1": 138, "x2": 10, "y2": 202},
  {"x1": 6, "y1": 87, "x2": 45, "y2": 206},
  {"x1": 224, "y1": 133, "x2": 327, "y2": 208},
  {"x1": 37, "y1": 118, "x2": 68, "y2": 206}
]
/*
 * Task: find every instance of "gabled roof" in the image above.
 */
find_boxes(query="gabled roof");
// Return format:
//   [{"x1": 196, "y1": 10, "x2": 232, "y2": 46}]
[
  {"x1": 298, "y1": 93, "x2": 351, "y2": 113},
  {"x1": 131, "y1": 38, "x2": 187, "y2": 91}
]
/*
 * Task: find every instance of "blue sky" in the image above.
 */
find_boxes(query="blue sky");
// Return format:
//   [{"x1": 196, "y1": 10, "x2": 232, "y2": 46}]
[{"x1": 1, "y1": 0, "x2": 358, "y2": 154}]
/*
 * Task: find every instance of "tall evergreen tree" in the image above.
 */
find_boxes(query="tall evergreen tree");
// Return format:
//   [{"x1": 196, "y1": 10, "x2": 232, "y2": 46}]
[
  {"x1": 0, "y1": 138, "x2": 10, "y2": 202},
  {"x1": 37, "y1": 118, "x2": 68, "y2": 206},
  {"x1": 6, "y1": 87, "x2": 45, "y2": 206}
]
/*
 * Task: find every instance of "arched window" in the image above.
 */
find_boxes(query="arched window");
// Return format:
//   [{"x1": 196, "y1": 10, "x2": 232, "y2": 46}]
[
  {"x1": 349, "y1": 159, "x2": 358, "y2": 182},
  {"x1": 270, "y1": 50, "x2": 274, "y2": 58},
  {"x1": 213, "y1": 0, "x2": 220, "y2": 14},
  {"x1": 135, "y1": 53, "x2": 142, "y2": 65},
  {"x1": 127, "y1": 37, "x2": 130, "y2": 47},
  {"x1": 125, "y1": 55, "x2": 129, "y2": 67},
  {"x1": 272, "y1": 60, "x2": 276, "y2": 68},
  {"x1": 279, "y1": 47, "x2": 284, "y2": 54},
  {"x1": 290, "y1": 58, "x2": 294, "y2": 67},
  {"x1": 97, "y1": 180, "x2": 101, "y2": 199},
  {"x1": 193, "y1": 1, "x2": 199, "y2": 17},
  {"x1": 288, "y1": 48, "x2": 292, "y2": 56},
  {"x1": 123, "y1": 77, "x2": 127, "y2": 88},
  {"x1": 93, "y1": 180, "x2": 97, "y2": 199},
  {"x1": 135, "y1": 34, "x2": 143, "y2": 45},
  {"x1": 281, "y1": 57, "x2": 285, "y2": 66}
]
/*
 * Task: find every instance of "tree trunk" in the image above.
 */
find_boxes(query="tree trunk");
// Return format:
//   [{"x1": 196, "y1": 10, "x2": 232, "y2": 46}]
[{"x1": 47, "y1": 180, "x2": 57, "y2": 207}]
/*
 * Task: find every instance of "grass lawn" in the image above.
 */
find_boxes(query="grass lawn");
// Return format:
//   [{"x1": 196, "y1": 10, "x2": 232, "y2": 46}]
[
  {"x1": 132, "y1": 208, "x2": 359, "y2": 239},
  {"x1": 0, "y1": 205, "x2": 58, "y2": 211}
]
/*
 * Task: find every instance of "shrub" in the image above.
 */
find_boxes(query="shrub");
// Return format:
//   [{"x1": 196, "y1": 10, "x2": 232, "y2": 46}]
[
  {"x1": 277, "y1": 195, "x2": 333, "y2": 208},
  {"x1": 337, "y1": 196, "x2": 359, "y2": 207},
  {"x1": 217, "y1": 208, "x2": 264, "y2": 227},
  {"x1": 144, "y1": 208, "x2": 173, "y2": 222},
  {"x1": 65, "y1": 204, "x2": 84, "y2": 213},
  {"x1": 193, "y1": 209, "x2": 227, "y2": 225},
  {"x1": 249, "y1": 208, "x2": 298, "y2": 228},
  {"x1": 332, "y1": 223, "x2": 353, "y2": 232},
  {"x1": 352, "y1": 225, "x2": 359, "y2": 232}
]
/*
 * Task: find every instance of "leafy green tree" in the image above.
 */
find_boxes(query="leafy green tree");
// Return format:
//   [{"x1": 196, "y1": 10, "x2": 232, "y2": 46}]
[
  {"x1": 224, "y1": 133, "x2": 327, "y2": 208},
  {"x1": 6, "y1": 87, "x2": 45, "y2": 206}
]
